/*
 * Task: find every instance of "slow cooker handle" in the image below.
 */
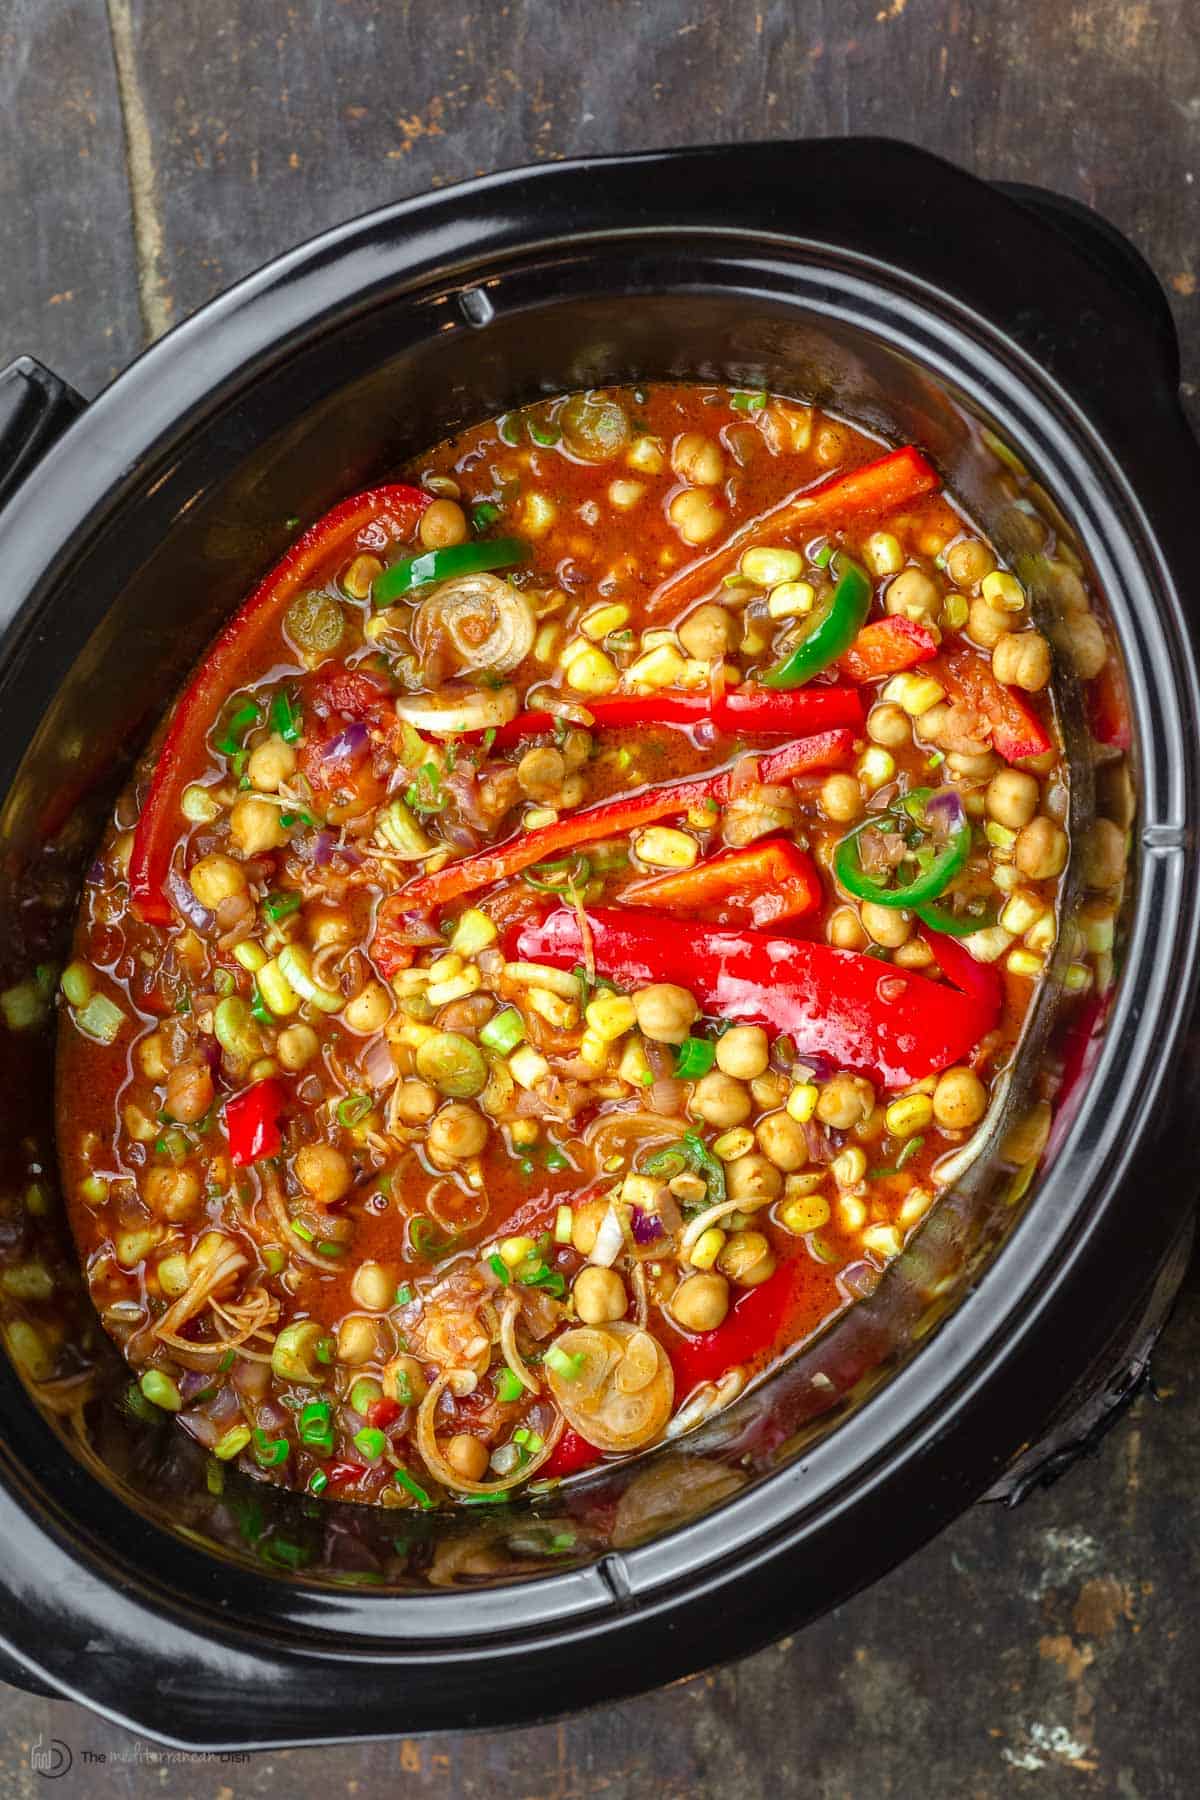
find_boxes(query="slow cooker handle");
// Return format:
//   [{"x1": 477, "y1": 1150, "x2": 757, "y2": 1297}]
[{"x1": 0, "y1": 356, "x2": 85, "y2": 510}]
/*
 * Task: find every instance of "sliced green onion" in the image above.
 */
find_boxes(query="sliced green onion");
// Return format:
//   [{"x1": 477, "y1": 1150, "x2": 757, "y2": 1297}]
[
  {"x1": 472, "y1": 501, "x2": 501, "y2": 532},
  {"x1": 498, "y1": 413, "x2": 524, "y2": 447},
  {"x1": 353, "y1": 1426, "x2": 387, "y2": 1461},
  {"x1": 263, "y1": 890, "x2": 302, "y2": 923},
  {"x1": 480, "y1": 1006, "x2": 526, "y2": 1056},
  {"x1": 516, "y1": 1258, "x2": 566, "y2": 1299},
  {"x1": 213, "y1": 1424, "x2": 253, "y2": 1461},
  {"x1": 522, "y1": 853, "x2": 591, "y2": 894},
  {"x1": 74, "y1": 992, "x2": 126, "y2": 1044},
  {"x1": 215, "y1": 699, "x2": 261, "y2": 756},
  {"x1": 495, "y1": 1367, "x2": 525, "y2": 1403},
  {"x1": 299, "y1": 1400, "x2": 334, "y2": 1452},
  {"x1": 336, "y1": 1093, "x2": 372, "y2": 1127},
  {"x1": 393, "y1": 1467, "x2": 436, "y2": 1510},
  {"x1": 544, "y1": 1144, "x2": 570, "y2": 1172},
  {"x1": 675, "y1": 1037, "x2": 715, "y2": 1079},
  {"x1": 545, "y1": 1343, "x2": 588, "y2": 1380},
  {"x1": 60, "y1": 960, "x2": 94, "y2": 1007},
  {"x1": 487, "y1": 1251, "x2": 511, "y2": 1285},
  {"x1": 309, "y1": 1469, "x2": 329, "y2": 1496},
  {"x1": 527, "y1": 416, "x2": 561, "y2": 447},
  {"x1": 461, "y1": 1491, "x2": 512, "y2": 1506},
  {"x1": 139, "y1": 1369, "x2": 183, "y2": 1412},
  {"x1": 269, "y1": 690, "x2": 303, "y2": 743},
  {"x1": 252, "y1": 1428, "x2": 290, "y2": 1468},
  {"x1": 730, "y1": 390, "x2": 767, "y2": 412},
  {"x1": 250, "y1": 985, "x2": 272, "y2": 1026}
]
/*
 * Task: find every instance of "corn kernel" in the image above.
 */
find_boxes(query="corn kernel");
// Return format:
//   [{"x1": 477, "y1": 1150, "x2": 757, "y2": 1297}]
[
  {"x1": 634, "y1": 826, "x2": 698, "y2": 870},
  {"x1": 884, "y1": 1092, "x2": 934, "y2": 1138},
  {"x1": 554, "y1": 1204, "x2": 574, "y2": 1243},
  {"x1": 779, "y1": 1192, "x2": 831, "y2": 1234},
  {"x1": 607, "y1": 480, "x2": 645, "y2": 511},
  {"x1": 509, "y1": 1118, "x2": 540, "y2": 1147},
  {"x1": 677, "y1": 657, "x2": 711, "y2": 688},
  {"x1": 1025, "y1": 912, "x2": 1057, "y2": 955},
  {"x1": 579, "y1": 1030, "x2": 609, "y2": 1070},
  {"x1": 627, "y1": 435, "x2": 665, "y2": 474},
  {"x1": 560, "y1": 635, "x2": 590, "y2": 669},
  {"x1": 981, "y1": 570, "x2": 1026, "y2": 612},
  {"x1": 627, "y1": 643, "x2": 688, "y2": 689},
  {"x1": 342, "y1": 553, "x2": 383, "y2": 600},
  {"x1": 861, "y1": 1223, "x2": 903, "y2": 1261},
  {"x1": 786, "y1": 1082, "x2": 819, "y2": 1123},
  {"x1": 585, "y1": 993, "x2": 637, "y2": 1041},
  {"x1": 564, "y1": 645, "x2": 620, "y2": 695},
  {"x1": 837, "y1": 1194, "x2": 867, "y2": 1231},
  {"x1": 641, "y1": 629, "x2": 680, "y2": 651},
  {"x1": 1081, "y1": 902, "x2": 1115, "y2": 954},
  {"x1": 426, "y1": 966, "x2": 482, "y2": 1006},
  {"x1": 863, "y1": 531, "x2": 904, "y2": 577},
  {"x1": 1006, "y1": 948, "x2": 1044, "y2": 979},
  {"x1": 257, "y1": 958, "x2": 301, "y2": 1016},
  {"x1": 986, "y1": 821, "x2": 1017, "y2": 852},
  {"x1": 713, "y1": 1126, "x2": 756, "y2": 1162},
  {"x1": 898, "y1": 1185, "x2": 935, "y2": 1228},
  {"x1": 688, "y1": 1227, "x2": 727, "y2": 1270},
  {"x1": 449, "y1": 908, "x2": 498, "y2": 956},
  {"x1": 523, "y1": 807, "x2": 559, "y2": 830},
  {"x1": 582, "y1": 602, "x2": 632, "y2": 640},
  {"x1": 621, "y1": 1173, "x2": 665, "y2": 1209},
  {"x1": 522, "y1": 492, "x2": 556, "y2": 536},
  {"x1": 767, "y1": 580, "x2": 816, "y2": 619},
  {"x1": 617, "y1": 1037, "x2": 651, "y2": 1086},
  {"x1": 741, "y1": 546, "x2": 803, "y2": 587},
  {"x1": 429, "y1": 953, "x2": 463, "y2": 982},
  {"x1": 233, "y1": 940, "x2": 268, "y2": 973},
  {"x1": 509, "y1": 1045, "x2": 551, "y2": 1090},
  {"x1": 858, "y1": 746, "x2": 896, "y2": 791},
  {"x1": 941, "y1": 592, "x2": 970, "y2": 630},
  {"x1": 882, "y1": 672, "x2": 946, "y2": 717},
  {"x1": 1064, "y1": 961, "x2": 1093, "y2": 992},
  {"x1": 499, "y1": 1235, "x2": 538, "y2": 1269},
  {"x1": 833, "y1": 1146, "x2": 867, "y2": 1188},
  {"x1": 992, "y1": 864, "x2": 1020, "y2": 892},
  {"x1": 961, "y1": 925, "x2": 1014, "y2": 963},
  {"x1": 1000, "y1": 890, "x2": 1043, "y2": 934},
  {"x1": 534, "y1": 621, "x2": 564, "y2": 664},
  {"x1": 526, "y1": 987, "x2": 579, "y2": 1029}
]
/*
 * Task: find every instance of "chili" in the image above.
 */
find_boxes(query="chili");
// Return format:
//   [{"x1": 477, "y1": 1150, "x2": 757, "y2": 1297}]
[
  {"x1": 761, "y1": 555, "x2": 873, "y2": 688},
  {"x1": 373, "y1": 536, "x2": 528, "y2": 604},
  {"x1": 833, "y1": 790, "x2": 973, "y2": 910}
]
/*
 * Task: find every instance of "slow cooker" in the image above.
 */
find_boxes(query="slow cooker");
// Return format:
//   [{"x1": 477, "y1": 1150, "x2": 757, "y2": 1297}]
[{"x1": 0, "y1": 139, "x2": 1196, "y2": 1748}]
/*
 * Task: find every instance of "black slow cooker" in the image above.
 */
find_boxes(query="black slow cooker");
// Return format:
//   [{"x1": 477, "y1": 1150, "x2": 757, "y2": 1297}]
[{"x1": 0, "y1": 139, "x2": 1196, "y2": 1748}]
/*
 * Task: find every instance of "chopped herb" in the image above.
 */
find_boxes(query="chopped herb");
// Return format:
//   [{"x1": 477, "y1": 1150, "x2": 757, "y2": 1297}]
[
  {"x1": 675, "y1": 1036, "x2": 715, "y2": 1080},
  {"x1": 251, "y1": 984, "x2": 272, "y2": 1025},
  {"x1": 487, "y1": 1251, "x2": 511, "y2": 1285},
  {"x1": 215, "y1": 699, "x2": 261, "y2": 757},
  {"x1": 544, "y1": 1144, "x2": 570, "y2": 1172},
  {"x1": 518, "y1": 1157, "x2": 535, "y2": 1178},
  {"x1": 269, "y1": 690, "x2": 303, "y2": 744},
  {"x1": 263, "y1": 889, "x2": 303, "y2": 922},
  {"x1": 896, "y1": 1134, "x2": 925, "y2": 1170},
  {"x1": 394, "y1": 1282, "x2": 414, "y2": 1307},
  {"x1": 278, "y1": 809, "x2": 318, "y2": 829},
  {"x1": 495, "y1": 1366, "x2": 525, "y2": 1403},
  {"x1": 516, "y1": 1257, "x2": 566, "y2": 1300},
  {"x1": 545, "y1": 1343, "x2": 587, "y2": 1381},
  {"x1": 471, "y1": 501, "x2": 502, "y2": 532}
]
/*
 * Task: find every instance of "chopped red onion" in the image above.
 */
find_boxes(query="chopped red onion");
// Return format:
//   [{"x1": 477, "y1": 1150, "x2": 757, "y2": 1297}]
[
  {"x1": 925, "y1": 787, "x2": 965, "y2": 834},
  {"x1": 630, "y1": 1207, "x2": 664, "y2": 1246},
  {"x1": 361, "y1": 1034, "x2": 396, "y2": 1089},
  {"x1": 321, "y1": 721, "x2": 369, "y2": 767},
  {"x1": 166, "y1": 868, "x2": 215, "y2": 933}
]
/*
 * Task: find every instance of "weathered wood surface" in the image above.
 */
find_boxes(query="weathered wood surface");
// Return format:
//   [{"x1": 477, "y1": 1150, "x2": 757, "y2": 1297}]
[{"x1": 0, "y1": 0, "x2": 1198, "y2": 1792}]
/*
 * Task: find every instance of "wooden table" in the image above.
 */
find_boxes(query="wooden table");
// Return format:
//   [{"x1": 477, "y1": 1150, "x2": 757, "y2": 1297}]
[{"x1": 1, "y1": 2, "x2": 1197, "y2": 1792}]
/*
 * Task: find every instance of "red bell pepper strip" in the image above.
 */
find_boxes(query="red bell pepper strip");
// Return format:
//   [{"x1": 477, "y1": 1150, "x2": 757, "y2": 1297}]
[
  {"x1": 623, "y1": 839, "x2": 822, "y2": 928},
  {"x1": 541, "y1": 1427, "x2": 606, "y2": 1480},
  {"x1": 1086, "y1": 658, "x2": 1132, "y2": 751},
  {"x1": 517, "y1": 909, "x2": 1002, "y2": 1089},
  {"x1": 487, "y1": 683, "x2": 864, "y2": 750},
  {"x1": 648, "y1": 445, "x2": 940, "y2": 615},
  {"x1": 128, "y1": 483, "x2": 430, "y2": 924},
  {"x1": 936, "y1": 648, "x2": 1052, "y2": 763},
  {"x1": 836, "y1": 616, "x2": 939, "y2": 683},
  {"x1": 668, "y1": 1259, "x2": 799, "y2": 1396},
  {"x1": 225, "y1": 1076, "x2": 286, "y2": 1167},
  {"x1": 400, "y1": 730, "x2": 856, "y2": 913}
]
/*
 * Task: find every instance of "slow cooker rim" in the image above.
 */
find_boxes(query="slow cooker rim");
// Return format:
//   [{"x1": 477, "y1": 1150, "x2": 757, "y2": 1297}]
[{"x1": 0, "y1": 141, "x2": 1197, "y2": 1737}]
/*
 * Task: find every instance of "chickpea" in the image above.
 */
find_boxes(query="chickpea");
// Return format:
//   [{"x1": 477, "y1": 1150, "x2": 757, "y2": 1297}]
[
  {"x1": 946, "y1": 538, "x2": 995, "y2": 588},
  {"x1": 668, "y1": 489, "x2": 723, "y2": 545},
  {"x1": 817, "y1": 1073, "x2": 875, "y2": 1130},
  {"x1": 164, "y1": 1058, "x2": 214, "y2": 1124},
  {"x1": 561, "y1": 728, "x2": 592, "y2": 773},
  {"x1": 813, "y1": 421, "x2": 854, "y2": 465},
  {"x1": 1001, "y1": 1099, "x2": 1052, "y2": 1166},
  {"x1": 343, "y1": 981, "x2": 392, "y2": 1035},
  {"x1": 689, "y1": 1070, "x2": 752, "y2": 1129},
  {"x1": 308, "y1": 905, "x2": 356, "y2": 948},
  {"x1": 828, "y1": 906, "x2": 868, "y2": 951},
  {"x1": 137, "y1": 1031, "x2": 170, "y2": 1082},
  {"x1": 992, "y1": 629, "x2": 1051, "y2": 692},
  {"x1": 860, "y1": 902, "x2": 912, "y2": 948},
  {"x1": 351, "y1": 1261, "x2": 394, "y2": 1312},
  {"x1": 985, "y1": 769, "x2": 1039, "y2": 829},
  {"x1": 517, "y1": 745, "x2": 567, "y2": 802},
  {"x1": 247, "y1": 733, "x2": 298, "y2": 793},
  {"x1": 946, "y1": 749, "x2": 999, "y2": 782},
  {"x1": 932, "y1": 1066, "x2": 987, "y2": 1130},
  {"x1": 679, "y1": 604, "x2": 737, "y2": 661},
  {"x1": 189, "y1": 853, "x2": 247, "y2": 910},
  {"x1": 1015, "y1": 817, "x2": 1068, "y2": 881},
  {"x1": 143, "y1": 1165, "x2": 202, "y2": 1222},
  {"x1": 715, "y1": 1025, "x2": 769, "y2": 1081},
  {"x1": 717, "y1": 1230, "x2": 777, "y2": 1288},
  {"x1": 573, "y1": 1265, "x2": 628, "y2": 1325},
  {"x1": 393, "y1": 1080, "x2": 438, "y2": 1125},
  {"x1": 296, "y1": 1143, "x2": 353, "y2": 1205},
  {"x1": 1067, "y1": 612, "x2": 1108, "y2": 679},
  {"x1": 571, "y1": 1197, "x2": 610, "y2": 1257},
  {"x1": 755, "y1": 1111, "x2": 808, "y2": 1171},
  {"x1": 428, "y1": 1103, "x2": 488, "y2": 1162},
  {"x1": 384, "y1": 1353, "x2": 428, "y2": 1407},
  {"x1": 751, "y1": 1069, "x2": 789, "y2": 1110},
  {"x1": 967, "y1": 596, "x2": 1015, "y2": 649},
  {"x1": 337, "y1": 1315, "x2": 382, "y2": 1366},
  {"x1": 726, "y1": 1152, "x2": 783, "y2": 1205},
  {"x1": 1083, "y1": 817, "x2": 1126, "y2": 890},
  {"x1": 444, "y1": 1433, "x2": 490, "y2": 1481},
  {"x1": 867, "y1": 703, "x2": 911, "y2": 748},
  {"x1": 632, "y1": 983, "x2": 699, "y2": 1045},
  {"x1": 671, "y1": 431, "x2": 725, "y2": 486},
  {"x1": 669, "y1": 1271, "x2": 730, "y2": 1333},
  {"x1": 277, "y1": 1023, "x2": 319, "y2": 1071},
  {"x1": 418, "y1": 497, "x2": 469, "y2": 549},
  {"x1": 821, "y1": 772, "x2": 863, "y2": 823},
  {"x1": 885, "y1": 568, "x2": 940, "y2": 623},
  {"x1": 229, "y1": 794, "x2": 287, "y2": 856}
]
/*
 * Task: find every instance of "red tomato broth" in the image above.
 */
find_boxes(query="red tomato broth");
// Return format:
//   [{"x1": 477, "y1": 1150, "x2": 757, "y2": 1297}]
[{"x1": 53, "y1": 383, "x2": 1102, "y2": 1510}]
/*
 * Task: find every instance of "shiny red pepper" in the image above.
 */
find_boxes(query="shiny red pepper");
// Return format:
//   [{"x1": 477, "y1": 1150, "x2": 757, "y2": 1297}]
[
  {"x1": 649, "y1": 445, "x2": 940, "y2": 615},
  {"x1": 517, "y1": 909, "x2": 1002, "y2": 1088},
  {"x1": 400, "y1": 730, "x2": 855, "y2": 914},
  {"x1": 836, "y1": 616, "x2": 939, "y2": 683},
  {"x1": 668, "y1": 1260, "x2": 798, "y2": 1396},
  {"x1": 128, "y1": 483, "x2": 430, "y2": 924},
  {"x1": 623, "y1": 839, "x2": 822, "y2": 928},
  {"x1": 488, "y1": 683, "x2": 864, "y2": 750},
  {"x1": 367, "y1": 1397, "x2": 403, "y2": 1431},
  {"x1": 225, "y1": 1077, "x2": 286, "y2": 1167},
  {"x1": 937, "y1": 648, "x2": 1052, "y2": 763},
  {"x1": 541, "y1": 1427, "x2": 606, "y2": 1480}
]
